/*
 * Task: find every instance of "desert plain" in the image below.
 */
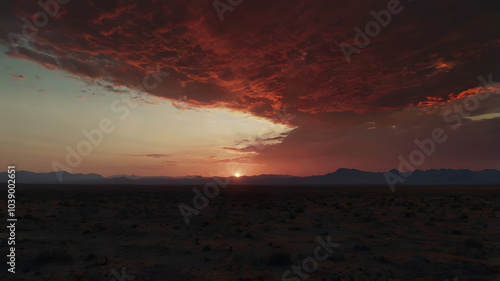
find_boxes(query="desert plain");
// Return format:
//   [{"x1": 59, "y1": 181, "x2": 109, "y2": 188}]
[{"x1": 1, "y1": 184, "x2": 499, "y2": 281}]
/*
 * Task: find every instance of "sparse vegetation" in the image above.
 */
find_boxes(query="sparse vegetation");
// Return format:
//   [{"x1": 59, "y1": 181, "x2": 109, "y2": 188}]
[
  {"x1": 464, "y1": 238, "x2": 483, "y2": 249},
  {"x1": 267, "y1": 252, "x2": 292, "y2": 266}
]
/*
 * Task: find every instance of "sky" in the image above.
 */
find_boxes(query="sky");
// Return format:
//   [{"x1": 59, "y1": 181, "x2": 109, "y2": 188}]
[{"x1": 0, "y1": 0, "x2": 499, "y2": 177}]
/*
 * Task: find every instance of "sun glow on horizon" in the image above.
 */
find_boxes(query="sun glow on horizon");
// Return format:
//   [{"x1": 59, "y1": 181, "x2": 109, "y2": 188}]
[{"x1": 234, "y1": 173, "x2": 241, "y2": 177}]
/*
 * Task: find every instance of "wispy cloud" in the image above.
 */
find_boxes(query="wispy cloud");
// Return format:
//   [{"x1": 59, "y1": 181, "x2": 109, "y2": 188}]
[{"x1": 131, "y1": 153, "x2": 170, "y2": 159}]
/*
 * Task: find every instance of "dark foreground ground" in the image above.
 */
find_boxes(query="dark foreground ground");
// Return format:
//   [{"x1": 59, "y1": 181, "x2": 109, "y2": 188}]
[{"x1": 1, "y1": 185, "x2": 499, "y2": 281}]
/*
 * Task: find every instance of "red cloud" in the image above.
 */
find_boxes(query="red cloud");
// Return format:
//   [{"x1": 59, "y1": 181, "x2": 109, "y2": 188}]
[
  {"x1": 9, "y1": 74, "x2": 26, "y2": 79},
  {"x1": 1, "y1": 0, "x2": 498, "y2": 122}
]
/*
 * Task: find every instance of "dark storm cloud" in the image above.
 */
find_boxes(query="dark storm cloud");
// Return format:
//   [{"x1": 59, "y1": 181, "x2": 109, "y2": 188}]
[{"x1": 253, "y1": 100, "x2": 500, "y2": 175}]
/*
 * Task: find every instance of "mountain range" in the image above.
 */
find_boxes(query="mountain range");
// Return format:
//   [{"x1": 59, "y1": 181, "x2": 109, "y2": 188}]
[{"x1": 2, "y1": 169, "x2": 500, "y2": 186}]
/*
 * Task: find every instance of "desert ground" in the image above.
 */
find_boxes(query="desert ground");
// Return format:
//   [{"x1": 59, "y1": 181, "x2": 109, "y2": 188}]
[{"x1": 1, "y1": 184, "x2": 499, "y2": 281}]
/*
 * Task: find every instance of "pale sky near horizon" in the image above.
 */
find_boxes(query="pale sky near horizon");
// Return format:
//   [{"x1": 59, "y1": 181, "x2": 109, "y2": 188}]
[{"x1": 0, "y1": 47, "x2": 294, "y2": 177}]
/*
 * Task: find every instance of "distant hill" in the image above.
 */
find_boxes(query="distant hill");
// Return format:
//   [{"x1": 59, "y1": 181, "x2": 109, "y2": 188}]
[
  {"x1": 2, "y1": 169, "x2": 500, "y2": 186},
  {"x1": 0, "y1": 170, "x2": 104, "y2": 184}
]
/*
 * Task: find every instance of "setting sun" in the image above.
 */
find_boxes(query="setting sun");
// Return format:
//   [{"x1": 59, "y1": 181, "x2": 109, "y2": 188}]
[{"x1": 234, "y1": 173, "x2": 241, "y2": 177}]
